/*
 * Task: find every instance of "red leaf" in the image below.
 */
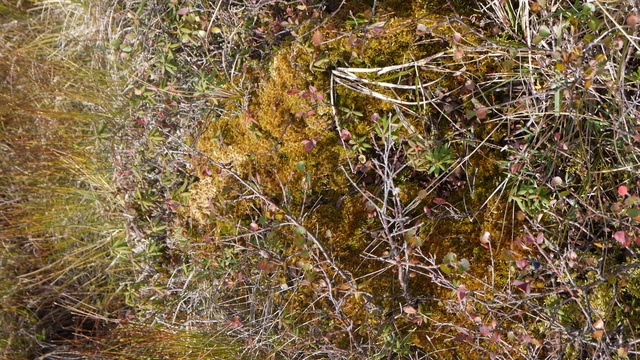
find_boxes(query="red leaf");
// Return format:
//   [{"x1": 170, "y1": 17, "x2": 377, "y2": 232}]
[
  {"x1": 452, "y1": 329, "x2": 471, "y2": 343},
  {"x1": 312, "y1": 30, "x2": 323, "y2": 46},
  {"x1": 457, "y1": 284, "x2": 467, "y2": 301},
  {"x1": 490, "y1": 332, "x2": 501, "y2": 344},
  {"x1": 246, "y1": 116, "x2": 259, "y2": 125},
  {"x1": 315, "y1": 93, "x2": 324, "y2": 101},
  {"x1": 618, "y1": 185, "x2": 628, "y2": 196},
  {"x1": 177, "y1": 7, "x2": 189, "y2": 15},
  {"x1": 523, "y1": 234, "x2": 535, "y2": 244},
  {"x1": 227, "y1": 315, "x2": 242, "y2": 327},
  {"x1": 340, "y1": 129, "x2": 351, "y2": 140},
  {"x1": 515, "y1": 260, "x2": 529, "y2": 269},
  {"x1": 510, "y1": 162, "x2": 524, "y2": 174},
  {"x1": 536, "y1": 232, "x2": 544, "y2": 244},
  {"x1": 410, "y1": 316, "x2": 423, "y2": 325},
  {"x1": 308, "y1": 85, "x2": 317, "y2": 93},
  {"x1": 614, "y1": 230, "x2": 632, "y2": 247},
  {"x1": 433, "y1": 198, "x2": 447, "y2": 205},
  {"x1": 302, "y1": 139, "x2": 317, "y2": 152},
  {"x1": 287, "y1": 89, "x2": 299, "y2": 95},
  {"x1": 479, "y1": 324, "x2": 492, "y2": 336},
  {"x1": 257, "y1": 259, "x2": 276, "y2": 272},
  {"x1": 512, "y1": 279, "x2": 531, "y2": 294}
]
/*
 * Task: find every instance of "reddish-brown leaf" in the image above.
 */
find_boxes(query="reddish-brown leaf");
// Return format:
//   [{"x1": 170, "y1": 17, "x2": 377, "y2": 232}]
[
  {"x1": 479, "y1": 324, "x2": 492, "y2": 335},
  {"x1": 523, "y1": 234, "x2": 535, "y2": 244},
  {"x1": 476, "y1": 106, "x2": 488, "y2": 120},
  {"x1": 302, "y1": 139, "x2": 317, "y2": 152},
  {"x1": 403, "y1": 305, "x2": 417, "y2": 314},
  {"x1": 410, "y1": 316, "x2": 423, "y2": 325},
  {"x1": 227, "y1": 315, "x2": 242, "y2": 327},
  {"x1": 257, "y1": 259, "x2": 276, "y2": 272},
  {"x1": 512, "y1": 279, "x2": 531, "y2": 294},
  {"x1": 554, "y1": 132, "x2": 562, "y2": 141},
  {"x1": 457, "y1": 284, "x2": 467, "y2": 301},
  {"x1": 423, "y1": 206, "x2": 432, "y2": 216},
  {"x1": 312, "y1": 30, "x2": 323, "y2": 46},
  {"x1": 490, "y1": 332, "x2": 501, "y2": 344},
  {"x1": 177, "y1": 7, "x2": 189, "y2": 15},
  {"x1": 433, "y1": 197, "x2": 447, "y2": 205},
  {"x1": 510, "y1": 162, "x2": 524, "y2": 174},
  {"x1": 614, "y1": 230, "x2": 632, "y2": 247}
]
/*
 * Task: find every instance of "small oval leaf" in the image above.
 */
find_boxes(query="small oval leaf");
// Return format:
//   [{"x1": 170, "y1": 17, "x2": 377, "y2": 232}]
[
  {"x1": 312, "y1": 30, "x2": 323, "y2": 45},
  {"x1": 458, "y1": 259, "x2": 470, "y2": 272}
]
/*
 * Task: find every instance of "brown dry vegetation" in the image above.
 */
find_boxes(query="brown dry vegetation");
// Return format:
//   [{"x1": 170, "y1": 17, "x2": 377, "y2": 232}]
[{"x1": 3, "y1": 0, "x2": 640, "y2": 359}]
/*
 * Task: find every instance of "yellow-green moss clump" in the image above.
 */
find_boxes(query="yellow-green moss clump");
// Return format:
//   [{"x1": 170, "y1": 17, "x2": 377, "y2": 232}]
[{"x1": 186, "y1": 1, "x2": 525, "y2": 357}]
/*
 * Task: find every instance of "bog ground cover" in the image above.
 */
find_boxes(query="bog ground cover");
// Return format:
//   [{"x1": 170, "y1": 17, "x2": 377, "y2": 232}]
[{"x1": 2, "y1": 0, "x2": 640, "y2": 359}]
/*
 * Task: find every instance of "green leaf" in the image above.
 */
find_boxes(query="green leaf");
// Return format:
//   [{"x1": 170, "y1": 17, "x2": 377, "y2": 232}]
[
  {"x1": 628, "y1": 208, "x2": 640, "y2": 220},
  {"x1": 294, "y1": 236, "x2": 306, "y2": 246},
  {"x1": 443, "y1": 252, "x2": 457, "y2": 264},
  {"x1": 295, "y1": 226, "x2": 307, "y2": 235},
  {"x1": 440, "y1": 264, "x2": 452, "y2": 273},
  {"x1": 539, "y1": 26, "x2": 551, "y2": 37},
  {"x1": 625, "y1": 196, "x2": 640, "y2": 206},
  {"x1": 458, "y1": 259, "x2": 470, "y2": 272}
]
